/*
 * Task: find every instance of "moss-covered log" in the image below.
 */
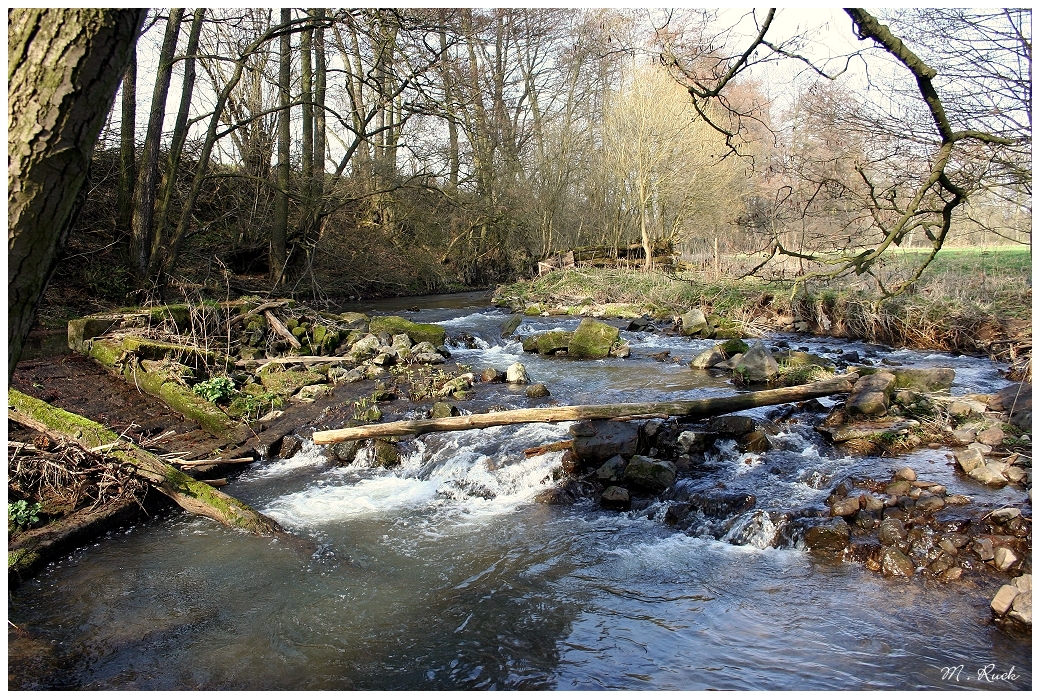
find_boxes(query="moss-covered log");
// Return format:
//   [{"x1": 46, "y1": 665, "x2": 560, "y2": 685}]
[
  {"x1": 313, "y1": 376, "x2": 854, "y2": 443},
  {"x1": 8, "y1": 388, "x2": 287, "y2": 538}
]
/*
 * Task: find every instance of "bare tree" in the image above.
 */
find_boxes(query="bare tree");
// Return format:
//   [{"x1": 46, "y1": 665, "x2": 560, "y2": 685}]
[{"x1": 660, "y1": 8, "x2": 1025, "y2": 295}]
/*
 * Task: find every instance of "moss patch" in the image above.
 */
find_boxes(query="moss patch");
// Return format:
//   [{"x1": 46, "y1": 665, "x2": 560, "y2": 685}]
[
  {"x1": 568, "y1": 318, "x2": 620, "y2": 359},
  {"x1": 259, "y1": 368, "x2": 327, "y2": 397},
  {"x1": 369, "y1": 315, "x2": 446, "y2": 346}
]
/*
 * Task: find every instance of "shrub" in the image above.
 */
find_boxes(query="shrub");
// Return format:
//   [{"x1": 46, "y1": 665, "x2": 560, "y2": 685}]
[{"x1": 192, "y1": 376, "x2": 235, "y2": 403}]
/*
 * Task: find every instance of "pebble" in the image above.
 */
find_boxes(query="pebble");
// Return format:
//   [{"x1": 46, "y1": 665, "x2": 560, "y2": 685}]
[{"x1": 993, "y1": 547, "x2": 1019, "y2": 571}]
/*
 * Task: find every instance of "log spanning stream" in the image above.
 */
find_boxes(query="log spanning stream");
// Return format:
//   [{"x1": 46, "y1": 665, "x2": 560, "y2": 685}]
[{"x1": 8, "y1": 294, "x2": 1031, "y2": 690}]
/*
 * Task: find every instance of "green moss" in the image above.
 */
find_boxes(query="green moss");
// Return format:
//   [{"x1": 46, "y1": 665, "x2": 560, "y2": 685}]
[
  {"x1": 8, "y1": 548, "x2": 41, "y2": 572},
  {"x1": 9, "y1": 389, "x2": 117, "y2": 448},
  {"x1": 718, "y1": 338, "x2": 749, "y2": 356},
  {"x1": 369, "y1": 315, "x2": 446, "y2": 346},
  {"x1": 148, "y1": 304, "x2": 191, "y2": 326},
  {"x1": 568, "y1": 318, "x2": 620, "y2": 359},
  {"x1": 87, "y1": 337, "x2": 124, "y2": 367},
  {"x1": 259, "y1": 369, "x2": 326, "y2": 397},
  {"x1": 522, "y1": 330, "x2": 574, "y2": 355},
  {"x1": 158, "y1": 382, "x2": 237, "y2": 437}
]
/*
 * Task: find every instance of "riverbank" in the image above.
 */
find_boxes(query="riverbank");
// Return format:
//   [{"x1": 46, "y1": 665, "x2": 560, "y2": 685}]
[{"x1": 492, "y1": 257, "x2": 1032, "y2": 379}]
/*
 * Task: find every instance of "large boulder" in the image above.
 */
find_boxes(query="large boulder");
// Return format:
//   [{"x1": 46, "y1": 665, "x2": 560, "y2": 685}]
[
  {"x1": 522, "y1": 330, "x2": 574, "y2": 355},
  {"x1": 368, "y1": 315, "x2": 446, "y2": 347},
  {"x1": 679, "y1": 309, "x2": 709, "y2": 337},
  {"x1": 568, "y1": 318, "x2": 620, "y2": 359},
  {"x1": 989, "y1": 382, "x2": 1032, "y2": 432},
  {"x1": 623, "y1": 455, "x2": 677, "y2": 493},
  {"x1": 892, "y1": 368, "x2": 955, "y2": 392},
  {"x1": 570, "y1": 420, "x2": 640, "y2": 463},
  {"x1": 847, "y1": 371, "x2": 896, "y2": 416},
  {"x1": 732, "y1": 342, "x2": 779, "y2": 383}
]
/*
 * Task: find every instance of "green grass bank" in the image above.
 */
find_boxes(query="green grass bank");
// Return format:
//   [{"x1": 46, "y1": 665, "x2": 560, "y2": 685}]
[{"x1": 493, "y1": 247, "x2": 1031, "y2": 375}]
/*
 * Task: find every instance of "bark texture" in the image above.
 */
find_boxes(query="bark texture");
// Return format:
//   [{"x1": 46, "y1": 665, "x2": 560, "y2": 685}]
[{"x1": 8, "y1": 9, "x2": 145, "y2": 378}]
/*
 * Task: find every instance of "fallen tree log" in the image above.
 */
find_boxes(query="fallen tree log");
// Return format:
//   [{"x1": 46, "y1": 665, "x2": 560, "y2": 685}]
[
  {"x1": 313, "y1": 376, "x2": 854, "y2": 444},
  {"x1": 8, "y1": 388, "x2": 287, "y2": 538}
]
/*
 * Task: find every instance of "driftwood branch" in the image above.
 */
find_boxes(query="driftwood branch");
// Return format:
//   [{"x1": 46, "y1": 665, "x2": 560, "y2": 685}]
[
  {"x1": 227, "y1": 299, "x2": 288, "y2": 326},
  {"x1": 313, "y1": 376, "x2": 853, "y2": 444},
  {"x1": 8, "y1": 389, "x2": 289, "y2": 539},
  {"x1": 264, "y1": 309, "x2": 301, "y2": 349}
]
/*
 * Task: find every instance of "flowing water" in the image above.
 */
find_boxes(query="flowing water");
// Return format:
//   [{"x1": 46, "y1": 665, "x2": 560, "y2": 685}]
[{"x1": 8, "y1": 296, "x2": 1031, "y2": 690}]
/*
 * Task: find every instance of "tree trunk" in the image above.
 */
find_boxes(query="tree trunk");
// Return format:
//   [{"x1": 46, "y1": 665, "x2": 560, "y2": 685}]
[
  {"x1": 271, "y1": 8, "x2": 292, "y2": 284},
  {"x1": 312, "y1": 8, "x2": 327, "y2": 201},
  {"x1": 301, "y1": 16, "x2": 314, "y2": 202},
  {"x1": 9, "y1": 9, "x2": 145, "y2": 380},
  {"x1": 8, "y1": 389, "x2": 289, "y2": 538},
  {"x1": 129, "y1": 8, "x2": 183, "y2": 285},
  {"x1": 149, "y1": 7, "x2": 205, "y2": 282},
  {"x1": 313, "y1": 377, "x2": 854, "y2": 443},
  {"x1": 116, "y1": 49, "x2": 137, "y2": 237}
]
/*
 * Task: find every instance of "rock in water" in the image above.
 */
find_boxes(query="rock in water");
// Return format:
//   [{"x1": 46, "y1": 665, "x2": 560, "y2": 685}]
[
  {"x1": 568, "y1": 318, "x2": 620, "y2": 359},
  {"x1": 601, "y1": 486, "x2": 631, "y2": 510},
  {"x1": 847, "y1": 371, "x2": 896, "y2": 416},
  {"x1": 431, "y1": 402, "x2": 459, "y2": 419},
  {"x1": 690, "y1": 347, "x2": 726, "y2": 369},
  {"x1": 804, "y1": 517, "x2": 851, "y2": 552},
  {"x1": 732, "y1": 342, "x2": 779, "y2": 383},
  {"x1": 880, "y1": 546, "x2": 915, "y2": 576},
  {"x1": 679, "y1": 309, "x2": 709, "y2": 336},
  {"x1": 526, "y1": 383, "x2": 550, "y2": 398},
  {"x1": 623, "y1": 455, "x2": 677, "y2": 493},
  {"x1": 570, "y1": 420, "x2": 640, "y2": 463},
  {"x1": 505, "y1": 362, "x2": 530, "y2": 384},
  {"x1": 500, "y1": 314, "x2": 523, "y2": 338}
]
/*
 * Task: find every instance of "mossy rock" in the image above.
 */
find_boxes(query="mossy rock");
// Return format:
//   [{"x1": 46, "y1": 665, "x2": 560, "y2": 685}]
[
  {"x1": 523, "y1": 304, "x2": 544, "y2": 316},
  {"x1": 259, "y1": 369, "x2": 327, "y2": 398},
  {"x1": 338, "y1": 312, "x2": 370, "y2": 331},
  {"x1": 523, "y1": 330, "x2": 574, "y2": 355},
  {"x1": 369, "y1": 315, "x2": 445, "y2": 347},
  {"x1": 373, "y1": 439, "x2": 400, "y2": 468},
  {"x1": 501, "y1": 315, "x2": 523, "y2": 338},
  {"x1": 774, "y1": 350, "x2": 835, "y2": 369},
  {"x1": 86, "y1": 337, "x2": 125, "y2": 367},
  {"x1": 147, "y1": 304, "x2": 191, "y2": 327},
  {"x1": 67, "y1": 316, "x2": 118, "y2": 353},
  {"x1": 717, "y1": 338, "x2": 749, "y2": 356},
  {"x1": 568, "y1": 318, "x2": 620, "y2": 359}
]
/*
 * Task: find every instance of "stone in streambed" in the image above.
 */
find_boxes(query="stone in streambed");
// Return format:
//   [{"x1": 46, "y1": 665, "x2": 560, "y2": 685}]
[
  {"x1": 522, "y1": 330, "x2": 574, "y2": 355},
  {"x1": 804, "y1": 517, "x2": 851, "y2": 552},
  {"x1": 505, "y1": 362, "x2": 530, "y2": 384},
  {"x1": 568, "y1": 318, "x2": 620, "y2": 359},
  {"x1": 622, "y1": 455, "x2": 676, "y2": 493},
  {"x1": 526, "y1": 383, "x2": 551, "y2": 398},
  {"x1": 570, "y1": 420, "x2": 641, "y2": 463},
  {"x1": 601, "y1": 486, "x2": 631, "y2": 510},
  {"x1": 732, "y1": 342, "x2": 779, "y2": 383},
  {"x1": 679, "y1": 309, "x2": 709, "y2": 337},
  {"x1": 880, "y1": 546, "x2": 916, "y2": 576},
  {"x1": 847, "y1": 371, "x2": 896, "y2": 416},
  {"x1": 368, "y1": 316, "x2": 445, "y2": 347}
]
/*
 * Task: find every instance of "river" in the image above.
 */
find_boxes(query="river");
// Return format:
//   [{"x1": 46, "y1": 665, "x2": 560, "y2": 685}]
[{"x1": 7, "y1": 294, "x2": 1031, "y2": 690}]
